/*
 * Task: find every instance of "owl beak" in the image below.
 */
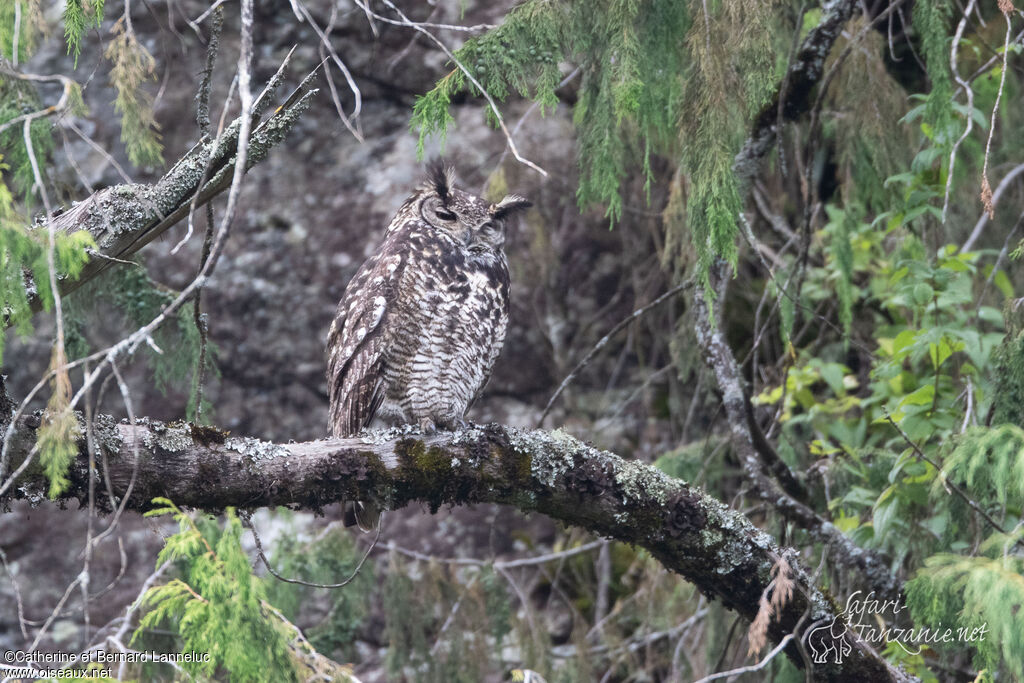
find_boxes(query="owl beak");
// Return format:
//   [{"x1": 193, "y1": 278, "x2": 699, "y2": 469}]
[{"x1": 463, "y1": 228, "x2": 473, "y2": 247}]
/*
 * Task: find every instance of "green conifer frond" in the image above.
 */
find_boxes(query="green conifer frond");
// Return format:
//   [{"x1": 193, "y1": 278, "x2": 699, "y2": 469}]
[
  {"x1": 906, "y1": 530, "x2": 1024, "y2": 674},
  {"x1": 940, "y1": 425, "x2": 1024, "y2": 509},
  {"x1": 412, "y1": 0, "x2": 785, "y2": 286},
  {"x1": 136, "y1": 504, "x2": 299, "y2": 681},
  {"x1": 992, "y1": 322, "x2": 1024, "y2": 426},
  {"x1": 912, "y1": 0, "x2": 955, "y2": 163},
  {"x1": 105, "y1": 18, "x2": 163, "y2": 167},
  {"x1": 63, "y1": 0, "x2": 104, "y2": 67}
]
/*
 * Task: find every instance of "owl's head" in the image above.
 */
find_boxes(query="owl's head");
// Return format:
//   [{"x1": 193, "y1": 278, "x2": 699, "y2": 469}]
[{"x1": 418, "y1": 161, "x2": 531, "y2": 254}]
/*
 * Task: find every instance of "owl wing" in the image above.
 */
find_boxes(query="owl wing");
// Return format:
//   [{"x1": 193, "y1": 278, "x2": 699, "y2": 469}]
[{"x1": 327, "y1": 245, "x2": 407, "y2": 436}]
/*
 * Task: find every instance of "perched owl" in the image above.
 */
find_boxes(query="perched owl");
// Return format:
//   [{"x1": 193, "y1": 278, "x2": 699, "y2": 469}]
[{"x1": 327, "y1": 163, "x2": 530, "y2": 525}]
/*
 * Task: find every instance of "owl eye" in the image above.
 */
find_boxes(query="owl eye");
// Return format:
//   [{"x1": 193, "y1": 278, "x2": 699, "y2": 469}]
[{"x1": 435, "y1": 208, "x2": 457, "y2": 221}]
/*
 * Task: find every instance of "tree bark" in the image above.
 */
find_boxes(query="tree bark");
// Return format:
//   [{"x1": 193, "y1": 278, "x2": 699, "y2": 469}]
[
  {"x1": 16, "y1": 54, "x2": 316, "y2": 316},
  {"x1": 1, "y1": 414, "x2": 912, "y2": 682}
]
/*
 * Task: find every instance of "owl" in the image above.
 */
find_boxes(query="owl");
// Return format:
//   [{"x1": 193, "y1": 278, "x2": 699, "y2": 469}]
[{"x1": 327, "y1": 163, "x2": 530, "y2": 525}]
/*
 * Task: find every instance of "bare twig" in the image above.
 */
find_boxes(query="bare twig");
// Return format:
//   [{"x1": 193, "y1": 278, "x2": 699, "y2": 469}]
[
  {"x1": 244, "y1": 511, "x2": 380, "y2": 589},
  {"x1": 383, "y1": 539, "x2": 604, "y2": 569},
  {"x1": 539, "y1": 280, "x2": 693, "y2": 427},
  {"x1": 291, "y1": 0, "x2": 363, "y2": 140},
  {"x1": 979, "y1": 8, "x2": 1013, "y2": 221},
  {"x1": 943, "y1": 0, "x2": 980, "y2": 223},
  {"x1": 190, "y1": 0, "x2": 234, "y2": 27},
  {"x1": 691, "y1": 634, "x2": 795, "y2": 683},
  {"x1": 962, "y1": 161, "x2": 1024, "y2": 252},
  {"x1": 186, "y1": 6, "x2": 224, "y2": 423},
  {"x1": 356, "y1": 0, "x2": 548, "y2": 177},
  {"x1": 0, "y1": 69, "x2": 77, "y2": 137},
  {"x1": 0, "y1": 546, "x2": 29, "y2": 642}
]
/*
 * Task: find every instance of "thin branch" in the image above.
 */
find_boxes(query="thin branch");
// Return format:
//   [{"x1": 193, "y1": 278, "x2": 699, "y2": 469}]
[
  {"x1": 962, "y1": 163, "x2": 1024, "y2": 252},
  {"x1": 190, "y1": 0, "x2": 234, "y2": 27},
  {"x1": 355, "y1": 0, "x2": 548, "y2": 177},
  {"x1": 291, "y1": 0, "x2": 363, "y2": 140},
  {"x1": 539, "y1": 280, "x2": 694, "y2": 427},
  {"x1": 978, "y1": 8, "x2": 1013, "y2": 221},
  {"x1": 384, "y1": 539, "x2": 604, "y2": 569},
  {"x1": 884, "y1": 414, "x2": 1016, "y2": 544},
  {"x1": 692, "y1": 634, "x2": 796, "y2": 683},
  {"x1": 187, "y1": 6, "x2": 224, "y2": 423},
  {"x1": 244, "y1": 511, "x2": 381, "y2": 589},
  {"x1": 0, "y1": 546, "x2": 29, "y2": 642}
]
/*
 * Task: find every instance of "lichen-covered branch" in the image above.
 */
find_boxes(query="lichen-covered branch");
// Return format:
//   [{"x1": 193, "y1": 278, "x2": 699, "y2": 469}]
[
  {"x1": 733, "y1": 0, "x2": 858, "y2": 184},
  {"x1": 17, "y1": 57, "x2": 317, "y2": 317},
  {"x1": 696, "y1": 0, "x2": 902, "y2": 602},
  {"x1": 1, "y1": 414, "x2": 911, "y2": 682},
  {"x1": 692, "y1": 263, "x2": 902, "y2": 603}
]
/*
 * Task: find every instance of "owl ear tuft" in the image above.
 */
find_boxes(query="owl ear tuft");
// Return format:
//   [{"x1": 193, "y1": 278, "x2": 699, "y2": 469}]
[
  {"x1": 490, "y1": 195, "x2": 532, "y2": 219},
  {"x1": 426, "y1": 159, "x2": 455, "y2": 205}
]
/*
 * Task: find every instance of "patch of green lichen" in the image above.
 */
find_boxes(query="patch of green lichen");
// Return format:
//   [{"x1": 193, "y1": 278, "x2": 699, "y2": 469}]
[
  {"x1": 190, "y1": 423, "x2": 227, "y2": 445},
  {"x1": 359, "y1": 450, "x2": 389, "y2": 483},
  {"x1": 394, "y1": 438, "x2": 454, "y2": 512},
  {"x1": 496, "y1": 443, "x2": 531, "y2": 485}
]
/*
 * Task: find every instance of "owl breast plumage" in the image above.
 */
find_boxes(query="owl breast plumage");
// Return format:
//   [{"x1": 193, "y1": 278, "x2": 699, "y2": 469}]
[{"x1": 327, "y1": 163, "x2": 530, "y2": 436}]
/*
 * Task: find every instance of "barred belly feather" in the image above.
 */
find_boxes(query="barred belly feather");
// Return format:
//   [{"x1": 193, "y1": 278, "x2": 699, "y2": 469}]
[{"x1": 327, "y1": 163, "x2": 527, "y2": 437}]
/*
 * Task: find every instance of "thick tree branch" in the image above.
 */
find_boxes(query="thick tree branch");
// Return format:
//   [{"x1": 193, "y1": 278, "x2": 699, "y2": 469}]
[
  {"x1": 692, "y1": 269, "x2": 902, "y2": 603},
  {"x1": 693, "y1": 0, "x2": 904, "y2": 600},
  {"x1": 1, "y1": 415, "x2": 910, "y2": 682},
  {"x1": 17, "y1": 56, "x2": 317, "y2": 317}
]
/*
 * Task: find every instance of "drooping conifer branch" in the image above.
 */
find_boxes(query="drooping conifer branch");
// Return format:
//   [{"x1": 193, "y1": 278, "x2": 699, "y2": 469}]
[
  {"x1": 0, "y1": 412, "x2": 912, "y2": 682},
  {"x1": 16, "y1": 53, "x2": 316, "y2": 317},
  {"x1": 698, "y1": 0, "x2": 903, "y2": 601},
  {"x1": 733, "y1": 0, "x2": 858, "y2": 183}
]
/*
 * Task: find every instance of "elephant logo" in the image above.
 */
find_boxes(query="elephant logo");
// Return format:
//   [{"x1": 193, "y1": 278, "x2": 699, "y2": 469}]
[{"x1": 805, "y1": 617, "x2": 853, "y2": 664}]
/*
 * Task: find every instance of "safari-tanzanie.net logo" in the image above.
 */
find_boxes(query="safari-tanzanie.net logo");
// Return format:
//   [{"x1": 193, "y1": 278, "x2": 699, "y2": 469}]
[{"x1": 805, "y1": 590, "x2": 989, "y2": 665}]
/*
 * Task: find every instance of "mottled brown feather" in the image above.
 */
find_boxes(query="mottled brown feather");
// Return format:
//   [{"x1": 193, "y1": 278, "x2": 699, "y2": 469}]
[{"x1": 327, "y1": 163, "x2": 525, "y2": 440}]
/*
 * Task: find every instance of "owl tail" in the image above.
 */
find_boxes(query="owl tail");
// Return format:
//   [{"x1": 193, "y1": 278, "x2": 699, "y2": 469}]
[{"x1": 344, "y1": 500, "x2": 381, "y2": 532}]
